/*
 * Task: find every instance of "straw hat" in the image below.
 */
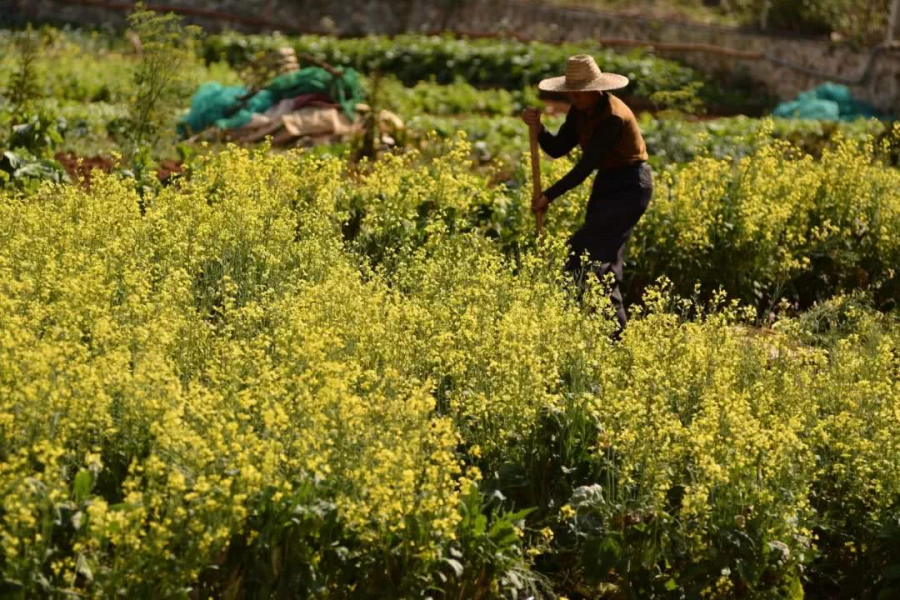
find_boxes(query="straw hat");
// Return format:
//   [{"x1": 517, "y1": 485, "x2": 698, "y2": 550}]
[{"x1": 538, "y1": 54, "x2": 629, "y2": 93}]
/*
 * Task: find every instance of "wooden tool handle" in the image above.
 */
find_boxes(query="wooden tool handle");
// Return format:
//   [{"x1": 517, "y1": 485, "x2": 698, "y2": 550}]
[{"x1": 528, "y1": 123, "x2": 544, "y2": 235}]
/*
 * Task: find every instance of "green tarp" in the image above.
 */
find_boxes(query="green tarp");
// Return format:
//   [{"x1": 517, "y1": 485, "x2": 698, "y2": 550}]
[{"x1": 773, "y1": 83, "x2": 882, "y2": 121}]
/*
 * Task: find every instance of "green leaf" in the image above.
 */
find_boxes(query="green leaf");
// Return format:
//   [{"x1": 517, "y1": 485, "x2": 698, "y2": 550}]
[
  {"x1": 72, "y1": 469, "x2": 92, "y2": 503},
  {"x1": 507, "y1": 506, "x2": 537, "y2": 522},
  {"x1": 487, "y1": 520, "x2": 517, "y2": 546}
]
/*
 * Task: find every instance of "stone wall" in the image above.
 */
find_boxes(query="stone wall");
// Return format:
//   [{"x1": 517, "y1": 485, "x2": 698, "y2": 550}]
[
  {"x1": 449, "y1": 1, "x2": 900, "y2": 114},
  {"x1": 2, "y1": 0, "x2": 458, "y2": 35},
  {"x1": 6, "y1": 0, "x2": 899, "y2": 113}
]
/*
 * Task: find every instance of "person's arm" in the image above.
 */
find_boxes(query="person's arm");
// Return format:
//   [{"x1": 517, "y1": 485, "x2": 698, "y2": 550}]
[
  {"x1": 543, "y1": 115, "x2": 623, "y2": 202},
  {"x1": 537, "y1": 109, "x2": 579, "y2": 158}
]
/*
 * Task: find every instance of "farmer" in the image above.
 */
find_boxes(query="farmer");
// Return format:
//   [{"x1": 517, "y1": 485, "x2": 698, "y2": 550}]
[{"x1": 522, "y1": 54, "x2": 652, "y2": 333}]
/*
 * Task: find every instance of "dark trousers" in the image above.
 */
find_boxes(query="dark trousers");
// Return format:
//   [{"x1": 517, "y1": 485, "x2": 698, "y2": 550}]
[{"x1": 564, "y1": 162, "x2": 653, "y2": 331}]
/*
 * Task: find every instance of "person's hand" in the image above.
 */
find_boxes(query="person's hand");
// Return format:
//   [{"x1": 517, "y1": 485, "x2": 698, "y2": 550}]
[
  {"x1": 521, "y1": 107, "x2": 543, "y2": 131},
  {"x1": 532, "y1": 193, "x2": 550, "y2": 214}
]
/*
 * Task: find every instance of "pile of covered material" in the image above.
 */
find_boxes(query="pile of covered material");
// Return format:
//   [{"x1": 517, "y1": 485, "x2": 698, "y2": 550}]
[
  {"x1": 773, "y1": 82, "x2": 883, "y2": 121},
  {"x1": 178, "y1": 65, "x2": 401, "y2": 146}
]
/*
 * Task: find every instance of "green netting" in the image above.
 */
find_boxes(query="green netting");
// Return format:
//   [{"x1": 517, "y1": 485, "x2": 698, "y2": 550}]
[
  {"x1": 215, "y1": 89, "x2": 276, "y2": 131},
  {"x1": 267, "y1": 67, "x2": 364, "y2": 119},
  {"x1": 177, "y1": 82, "x2": 248, "y2": 137},
  {"x1": 773, "y1": 83, "x2": 882, "y2": 121},
  {"x1": 177, "y1": 66, "x2": 365, "y2": 138}
]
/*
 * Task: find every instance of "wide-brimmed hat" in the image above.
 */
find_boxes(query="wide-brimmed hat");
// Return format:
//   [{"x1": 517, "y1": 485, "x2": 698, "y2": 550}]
[{"x1": 538, "y1": 54, "x2": 629, "y2": 93}]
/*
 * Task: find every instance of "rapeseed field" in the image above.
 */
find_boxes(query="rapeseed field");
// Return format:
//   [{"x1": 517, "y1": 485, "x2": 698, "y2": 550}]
[{"x1": 1, "y1": 131, "x2": 898, "y2": 598}]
